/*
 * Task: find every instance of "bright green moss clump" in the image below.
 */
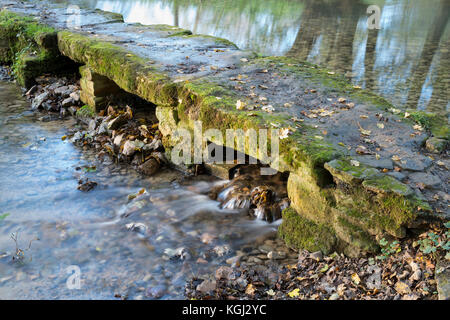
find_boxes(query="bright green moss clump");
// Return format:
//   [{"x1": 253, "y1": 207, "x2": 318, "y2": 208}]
[
  {"x1": 76, "y1": 105, "x2": 96, "y2": 118},
  {"x1": 0, "y1": 10, "x2": 71, "y2": 87}
]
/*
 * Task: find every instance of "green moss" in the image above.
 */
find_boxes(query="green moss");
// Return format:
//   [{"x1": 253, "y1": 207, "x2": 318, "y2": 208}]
[
  {"x1": 76, "y1": 105, "x2": 96, "y2": 118},
  {"x1": 278, "y1": 207, "x2": 337, "y2": 254},
  {"x1": 182, "y1": 34, "x2": 239, "y2": 49},
  {"x1": 0, "y1": 10, "x2": 66, "y2": 87},
  {"x1": 57, "y1": 31, "x2": 177, "y2": 106},
  {"x1": 407, "y1": 110, "x2": 449, "y2": 140},
  {"x1": 325, "y1": 158, "x2": 379, "y2": 184},
  {"x1": 362, "y1": 175, "x2": 413, "y2": 196},
  {"x1": 336, "y1": 217, "x2": 379, "y2": 254}
]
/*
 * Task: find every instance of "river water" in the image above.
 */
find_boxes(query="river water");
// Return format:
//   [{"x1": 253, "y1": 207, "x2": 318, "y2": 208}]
[
  {"x1": 0, "y1": 79, "x2": 284, "y2": 299},
  {"x1": 78, "y1": 0, "x2": 449, "y2": 119}
]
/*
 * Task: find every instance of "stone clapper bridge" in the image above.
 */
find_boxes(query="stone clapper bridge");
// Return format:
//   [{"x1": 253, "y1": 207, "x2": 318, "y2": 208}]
[{"x1": 0, "y1": 0, "x2": 448, "y2": 257}]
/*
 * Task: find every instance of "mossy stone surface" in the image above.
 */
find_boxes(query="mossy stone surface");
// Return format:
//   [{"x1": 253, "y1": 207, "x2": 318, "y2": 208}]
[{"x1": 278, "y1": 207, "x2": 337, "y2": 254}]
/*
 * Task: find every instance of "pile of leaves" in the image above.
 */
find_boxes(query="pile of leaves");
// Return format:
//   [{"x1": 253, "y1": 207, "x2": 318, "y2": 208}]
[{"x1": 186, "y1": 224, "x2": 450, "y2": 300}]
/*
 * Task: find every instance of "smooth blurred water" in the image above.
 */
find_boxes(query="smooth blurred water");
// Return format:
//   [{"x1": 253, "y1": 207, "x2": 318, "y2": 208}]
[
  {"x1": 78, "y1": 0, "x2": 449, "y2": 118},
  {"x1": 0, "y1": 81, "x2": 280, "y2": 299}
]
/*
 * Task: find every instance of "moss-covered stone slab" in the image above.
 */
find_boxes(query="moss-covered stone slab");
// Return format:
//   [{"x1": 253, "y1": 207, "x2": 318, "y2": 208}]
[{"x1": 325, "y1": 158, "x2": 380, "y2": 184}]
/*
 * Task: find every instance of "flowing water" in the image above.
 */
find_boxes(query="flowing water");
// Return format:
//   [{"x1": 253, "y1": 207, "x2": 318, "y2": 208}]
[
  {"x1": 76, "y1": 0, "x2": 449, "y2": 118},
  {"x1": 0, "y1": 79, "x2": 282, "y2": 299}
]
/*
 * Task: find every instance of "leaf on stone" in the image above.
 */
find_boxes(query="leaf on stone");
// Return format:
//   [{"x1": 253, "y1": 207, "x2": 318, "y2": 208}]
[
  {"x1": 377, "y1": 123, "x2": 385, "y2": 129},
  {"x1": 392, "y1": 155, "x2": 401, "y2": 161},
  {"x1": 358, "y1": 125, "x2": 371, "y2": 136}
]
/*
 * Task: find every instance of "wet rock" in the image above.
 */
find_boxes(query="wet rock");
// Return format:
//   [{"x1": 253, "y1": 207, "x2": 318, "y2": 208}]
[
  {"x1": 71, "y1": 131, "x2": 83, "y2": 143},
  {"x1": 226, "y1": 256, "x2": 240, "y2": 267},
  {"x1": 54, "y1": 85, "x2": 72, "y2": 98},
  {"x1": 425, "y1": 137, "x2": 447, "y2": 154},
  {"x1": 96, "y1": 122, "x2": 109, "y2": 136},
  {"x1": 395, "y1": 157, "x2": 432, "y2": 172},
  {"x1": 61, "y1": 97, "x2": 74, "y2": 108},
  {"x1": 357, "y1": 155, "x2": 394, "y2": 170},
  {"x1": 267, "y1": 251, "x2": 286, "y2": 260},
  {"x1": 126, "y1": 222, "x2": 148, "y2": 237},
  {"x1": 258, "y1": 245, "x2": 272, "y2": 254},
  {"x1": 137, "y1": 158, "x2": 160, "y2": 176},
  {"x1": 77, "y1": 178, "x2": 97, "y2": 192},
  {"x1": 196, "y1": 279, "x2": 216, "y2": 293},
  {"x1": 31, "y1": 92, "x2": 49, "y2": 110},
  {"x1": 215, "y1": 266, "x2": 234, "y2": 280},
  {"x1": 408, "y1": 172, "x2": 442, "y2": 189},
  {"x1": 70, "y1": 91, "x2": 80, "y2": 102},
  {"x1": 122, "y1": 140, "x2": 144, "y2": 157},
  {"x1": 143, "y1": 139, "x2": 163, "y2": 152},
  {"x1": 88, "y1": 119, "x2": 97, "y2": 131},
  {"x1": 164, "y1": 247, "x2": 189, "y2": 260},
  {"x1": 387, "y1": 171, "x2": 407, "y2": 182}
]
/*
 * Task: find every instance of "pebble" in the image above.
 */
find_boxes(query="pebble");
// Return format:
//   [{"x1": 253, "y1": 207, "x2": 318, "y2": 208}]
[
  {"x1": 215, "y1": 266, "x2": 234, "y2": 280},
  {"x1": 196, "y1": 279, "x2": 216, "y2": 293},
  {"x1": 309, "y1": 251, "x2": 323, "y2": 261}
]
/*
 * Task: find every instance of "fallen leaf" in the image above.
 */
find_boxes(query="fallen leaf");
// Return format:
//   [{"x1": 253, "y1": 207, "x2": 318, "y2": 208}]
[
  {"x1": 262, "y1": 105, "x2": 274, "y2": 113},
  {"x1": 350, "y1": 160, "x2": 360, "y2": 167},
  {"x1": 287, "y1": 288, "x2": 300, "y2": 298},
  {"x1": 351, "y1": 273, "x2": 361, "y2": 285},
  {"x1": 236, "y1": 100, "x2": 246, "y2": 110},
  {"x1": 245, "y1": 284, "x2": 256, "y2": 295},
  {"x1": 266, "y1": 289, "x2": 275, "y2": 296}
]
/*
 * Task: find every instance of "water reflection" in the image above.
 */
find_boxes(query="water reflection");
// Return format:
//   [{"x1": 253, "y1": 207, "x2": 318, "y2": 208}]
[{"x1": 79, "y1": 0, "x2": 449, "y2": 117}]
